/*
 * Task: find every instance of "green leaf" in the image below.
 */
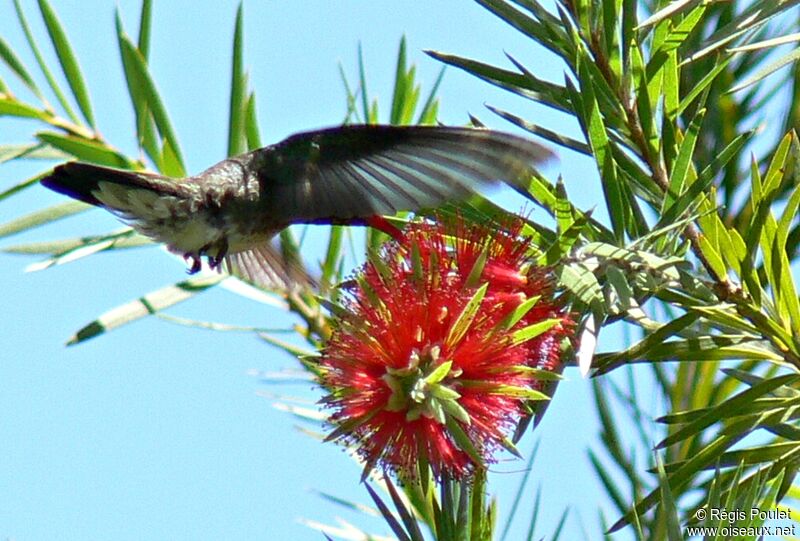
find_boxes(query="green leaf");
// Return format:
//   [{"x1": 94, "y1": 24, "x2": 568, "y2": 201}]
[
  {"x1": 731, "y1": 46, "x2": 800, "y2": 93},
  {"x1": 677, "y1": 55, "x2": 731, "y2": 115},
  {"x1": 663, "y1": 108, "x2": 705, "y2": 210},
  {"x1": 321, "y1": 226, "x2": 344, "y2": 290},
  {"x1": 0, "y1": 200, "x2": 88, "y2": 239},
  {"x1": 13, "y1": 0, "x2": 80, "y2": 123},
  {"x1": 655, "y1": 456, "x2": 683, "y2": 541},
  {"x1": 363, "y1": 483, "x2": 413, "y2": 541},
  {"x1": 0, "y1": 171, "x2": 48, "y2": 203},
  {"x1": 661, "y1": 49, "x2": 680, "y2": 120},
  {"x1": 160, "y1": 135, "x2": 184, "y2": 178},
  {"x1": 4, "y1": 232, "x2": 150, "y2": 255},
  {"x1": 496, "y1": 295, "x2": 540, "y2": 330},
  {"x1": 658, "y1": 131, "x2": 750, "y2": 231},
  {"x1": 445, "y1": 283, "x2": 488, "y2": 349},
  {"x1": 118, "y1": 34, "x2": 186, "y2": 175},
  {"x1": 37, "y1": 0, "x2": 95, "y2": 127},
  {"x1": 777, "y1": 181, "x2": 800, "y2": 332},
  {"x1": 656, "y1": 4, "x2": 707, "y2": 56},
  {"x1": 67, "y1": 274, "x2": 225, "y2": 345},
  {"x1": 610, "y1": 433, "x2": 743, "y2": 532},
  {"x1": 0, "y1": 36, "x2": 42, "y2": 96},
  {"x1": 657, "y1": 374, "x2": 800, "y2": 449},
  {"x1": 36, "y1": 132, "x2": 133, "y2": 168},
  {"x1": 445, "y1": 416, "x2": 484, "y2": 467},
  {"x1": 357, "y1": 43, "x2": 371, "y2": 123},
  {"x1": 630, "y1": 43, "x2": 658, "y2": 159},
  {"x1": 425, "y1": 360, "x2": 453, "y2": 386},
  {"x1": 417, "y1": 65, "x2": 444, "y2": 125},
  {"x1": 558, "y1": 262, "x2": 604, "y2": 315},
  {"x1": 463, "y1": 246, "x2": 488, "y2": 289},
  {"x1": 115, "y1": 10, "x2": 160, "y2": 167},
  {"x1": 227, "y1": 3, "x2": 247, "y2": 157},
  {"x1": 593, "y1": 311, "x2": 706, "y2": 368},
  {"x1": 476, "y1": 0, "x2": 569, "y2": 63},
  {"x1": 0, "y1": 143, "x2": 70, "y2": 163},
  {"x1": 486, "y1": 104, "x2": 591, "y2": 155},
  {"x1": 390, "y1": 36, "x2": 409, "y2": 125},
  {"x1": 0, "y1": 97, "x2": 46, "y2": 119},
  {"x1": 696, "y1": 234, "x2": 728, "y2": 281},
  {"x1": 426, "y1": 50, "x2": 571, "y2": 113},
  {"x1": 258, "y1": 333, "x2": 317, "y2": 359},
  {"x1": 511, "y1": 318, "x2": 562, "y2": 345},
  {"x1": 597, "y1": 335, "x2": 782, "y2": 374},
  {"x1": 637, "y1": 0, "x2": 704, "y2": 29},
  {"x1": 575, "y1": 55, "x2": 625, "y2": 240},
  {"x1": 24, "y1": 229, "x2": 145, "y2": 271},
  {"x1": 137, "y1": 0, "x2": 153, "y2": 59},
  {"x1": 244, "y1": 92, "x2": 261, "y2": 150},
  {"x1": 384, "y1": 478, "x2": 426, "y2": 541},
  {"x1": 685, "y1": 1, "x2": 800, "y2": 64}
]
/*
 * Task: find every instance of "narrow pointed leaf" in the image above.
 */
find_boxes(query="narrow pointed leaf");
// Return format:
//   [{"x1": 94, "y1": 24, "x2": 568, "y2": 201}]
[
  {"x1": 417, "y1": 65, "x2": 444, "y2": 125},
  {"x1": 67, "y1": 274, "x2": 225, "y2": 345},
  {"x1": 36, "y1": 132, "x2": 133, "y2": 168},
  {"x1": 663, "y1": 108, "x2": 705, "y2": 210},
  {"x1": 4, "y1": 233, "x2": 149, "y2": 255},
  {"x1": 25, "y1": 229, "x2": 144, "y2": 271},
  {"x1": 729, "y1": 47, "x2": 800, "y2": 94},
  {"x1": 0, "y1": 200, "x2": 87, "y2": 239},
  {"x1": 244, "y1": 92, "x2": 261, "y2": 150},
  {"x1": 227, "y1": 3, "x2": 247, "y2": 157},
  {"x1": 0, "y1": 98, "x2": 47, "y2": 119},
  {"x1": 137, "y1": 0, "x2": 153, "y2": 58},
  {"x1": 390, "y1": 36, "x2": 409, "y2": 125},
  {"x1": 0, "y1": 36, "x2": 41, "y2": 96},
  {"x1": 13, "y1": 0, "x2": 79, "y2": 123},
  {"x1": 384, "y1": 477, "x2": 426, "y2": 541},
  {"x1": 685, "y1": 1, "x2": 800, "y2": 64},
  {"x1": 37, "y1": 0, "x2": 95, "y2": 127},
  {"x1": 115, "y1": 11, "x2": 160, "y2": 166},
  {"x1": 486, "y1": 104, "x2": 590, "y2": 154},
  {"x1": 426, "y1": 50, "x2": 570, "y2": 112},
  {"x1": 512, "y1": 318, "x2": 562, "y2": 344},
  {"x1": 364, "y1": 483, "x2": 412, "y2": 541},
  {"x1": 637, "y1": 0, "x2": 704, "y2": 29},
  {"x1": 118, "y1": 34, "x2": 185, "y2": 175},
  {"x1": 0, "y1": 171, "x2": 49, "y2": 202},
  {"x1": 445, "y1": 283, "x2": 488, "y2": 349}
]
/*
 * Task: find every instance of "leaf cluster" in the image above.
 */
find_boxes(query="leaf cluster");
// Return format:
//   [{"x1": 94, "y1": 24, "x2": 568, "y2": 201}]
[{"x1": 5, "y1": 0, "x2": 800, "y2": 539}]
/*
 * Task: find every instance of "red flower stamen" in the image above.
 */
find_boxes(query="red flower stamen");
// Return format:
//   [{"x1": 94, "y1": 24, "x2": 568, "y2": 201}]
[{"x1": 321, "y1": 216, "x2": 574, "y2": 479}]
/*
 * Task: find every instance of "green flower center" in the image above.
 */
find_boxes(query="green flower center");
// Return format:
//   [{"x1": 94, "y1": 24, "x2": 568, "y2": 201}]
[{"x1": 382, "y1": 344, "x2": 470, "y2": 425}]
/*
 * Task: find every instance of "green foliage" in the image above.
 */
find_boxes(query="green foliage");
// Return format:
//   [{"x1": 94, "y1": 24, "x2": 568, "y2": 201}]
[
  {"x1": 4, "y1": 0, "x2": 800, "y2": 539},
  {"x1": 425, "y1": 0, "x2": 800, "y2": 537}
]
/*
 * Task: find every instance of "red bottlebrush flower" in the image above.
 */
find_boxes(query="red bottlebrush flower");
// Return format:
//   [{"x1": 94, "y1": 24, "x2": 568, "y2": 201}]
[{"x1": 320, "y1": 216, "x2": 573, "y2": 479}]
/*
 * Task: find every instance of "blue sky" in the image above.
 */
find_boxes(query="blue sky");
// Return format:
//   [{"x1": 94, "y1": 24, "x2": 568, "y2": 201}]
[{"x1": 0, "y1": 2, "x2": 629, "y2": 539}]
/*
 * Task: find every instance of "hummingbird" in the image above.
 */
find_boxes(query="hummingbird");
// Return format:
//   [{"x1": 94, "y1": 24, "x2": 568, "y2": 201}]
[{"x1": 41, "y1": 125, "x2": 550, "y2": 288}]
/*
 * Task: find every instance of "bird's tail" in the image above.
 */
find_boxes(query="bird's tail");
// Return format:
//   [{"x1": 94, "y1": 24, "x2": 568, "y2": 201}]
[{"x1": 40, "y1": 162, "x2": 177, "y2": 208}]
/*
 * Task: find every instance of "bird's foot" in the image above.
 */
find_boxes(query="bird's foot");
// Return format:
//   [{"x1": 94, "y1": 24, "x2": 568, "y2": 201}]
[
  {"x1": 184, "y1": 253, "x2": 202, "y2": 274},
  {"x1": 204, "y1": 239, "x2": 229, "y2": 271},
  {"x1": 184, "y1": 240, "x2": 229, "y2": 274}
]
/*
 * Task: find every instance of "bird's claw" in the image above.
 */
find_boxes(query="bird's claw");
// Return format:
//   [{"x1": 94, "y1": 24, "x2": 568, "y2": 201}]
[
  {"x1": 184, "y1": 253, "x2": 202, "y2": 274},
  {"x1": 184, "y1": 239, "x2": 229, "y2": 274}
]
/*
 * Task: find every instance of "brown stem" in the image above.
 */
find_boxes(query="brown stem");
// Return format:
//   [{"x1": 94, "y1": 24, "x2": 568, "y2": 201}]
[
  {"x1": 589, "y1": 35, "x2": 738, "y2": 296},
  {"x1": 287, "y1": 289, "x2": 330, "y2": 343}
]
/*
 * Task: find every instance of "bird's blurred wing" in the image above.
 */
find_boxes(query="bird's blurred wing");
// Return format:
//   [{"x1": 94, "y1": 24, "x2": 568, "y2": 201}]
[
  {"x1": 256, "y1": 125, "x2": 552, "y2": 224},
  {"x1": 225, "y1": 241, "x2": 315, "y2": 291}
]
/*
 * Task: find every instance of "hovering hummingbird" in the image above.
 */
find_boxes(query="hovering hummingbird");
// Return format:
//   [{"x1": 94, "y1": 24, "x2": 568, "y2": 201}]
[{"x1": 41, "y1": 125, "x2": 550, "y2": 288}]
